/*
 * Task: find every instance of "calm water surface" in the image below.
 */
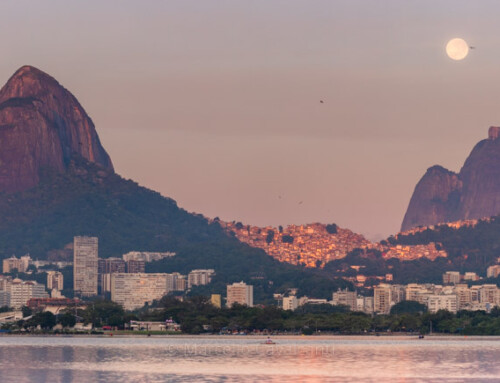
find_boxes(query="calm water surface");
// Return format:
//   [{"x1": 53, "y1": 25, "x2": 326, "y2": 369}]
[{"x1": 0, "y1": 335, "x2": 498, "y2": 382}]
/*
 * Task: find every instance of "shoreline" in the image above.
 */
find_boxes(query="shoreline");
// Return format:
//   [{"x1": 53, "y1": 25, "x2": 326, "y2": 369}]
[{"x1": 2, "y1": 332, "x2": 500, "y2": 340}]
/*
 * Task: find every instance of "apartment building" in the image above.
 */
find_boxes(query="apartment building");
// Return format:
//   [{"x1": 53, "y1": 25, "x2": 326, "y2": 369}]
[
  {"x1": 187, "y1": 269, "x2": 215, "y2": 288},
  {"x1": 73, "y1": 236, "x2": 98, "y2": 297},
  {"x1": 226, "y1": 281, "x2": 253, "y2": 307},
  {"x1": 46, "y1": 271, "x2": 64, "y2": 291},
  {"x1": 111, "y1": 273, "x2": 171, "y2": 310}
]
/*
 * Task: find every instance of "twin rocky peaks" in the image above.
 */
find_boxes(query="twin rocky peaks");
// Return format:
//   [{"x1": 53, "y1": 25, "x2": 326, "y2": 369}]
[
  {"x1": 0, "y1": 65, "x2": 113, "y2": 192},
  {"x1": 1, "y1": 66, "x2": 500, "y2": 234},
  {"x1": 402, "y1": 126, "x2": 500, "y2": 231}
]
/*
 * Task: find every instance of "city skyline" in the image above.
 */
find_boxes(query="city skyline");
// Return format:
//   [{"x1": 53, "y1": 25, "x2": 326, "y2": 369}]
[{"x1": 2, "y1": 1, "x2": 500, "y2": 239}]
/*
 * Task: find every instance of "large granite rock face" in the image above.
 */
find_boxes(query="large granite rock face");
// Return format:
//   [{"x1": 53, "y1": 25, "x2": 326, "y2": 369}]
[
  {"x1": 0, "y1": 66, "x2": 113, "y2": 192},
  {"x1": 401, "y1": 166, "x2": 461, "y2": 231},
  {"x1": 401, "y1": 127, "x2": 500, "y2": 231}
]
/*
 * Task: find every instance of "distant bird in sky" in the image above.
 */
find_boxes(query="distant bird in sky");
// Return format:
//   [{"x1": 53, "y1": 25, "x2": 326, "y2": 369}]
[
  {"x1": 298, "y1": 201, "x2": 303, "y2": 205},
  {"x1": 320, "y1": 100, "x2": 324, "y2": 104},
  {"x1": 470, "y1": 46, "x2": 475, "y2": 49}
]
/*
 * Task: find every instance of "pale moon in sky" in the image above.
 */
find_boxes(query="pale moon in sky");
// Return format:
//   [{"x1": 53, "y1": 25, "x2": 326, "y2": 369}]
[{"x1": 446, "y1": 38, "x2": 469, "y2": 60}]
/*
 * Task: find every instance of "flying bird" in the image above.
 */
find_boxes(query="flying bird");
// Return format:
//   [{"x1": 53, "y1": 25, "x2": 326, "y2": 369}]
[{"x1": 320, "y1": 100, "x2": 324, "y2": 104}]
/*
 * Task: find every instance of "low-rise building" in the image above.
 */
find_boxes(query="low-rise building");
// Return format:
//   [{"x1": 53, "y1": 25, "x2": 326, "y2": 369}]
[
  {"x1": 27, "y1": 298, "x2": 84, "y2": 314},
  {"x1": 129, "y1": 320, "x2": 180, "y2": 332},
  {"x1": 0, "y1": 311, "x2": 23, "y2": 323}
]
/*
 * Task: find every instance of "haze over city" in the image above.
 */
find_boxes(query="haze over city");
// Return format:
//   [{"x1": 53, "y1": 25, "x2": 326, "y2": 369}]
[{"x1": 2, "y1": 1, "x2": 500, "y2": 239}]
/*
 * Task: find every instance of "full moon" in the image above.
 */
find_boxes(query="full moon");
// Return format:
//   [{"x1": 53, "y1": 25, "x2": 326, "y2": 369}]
[{"x1": 446, "y1": 38, "x2": 469, "y2": 60}]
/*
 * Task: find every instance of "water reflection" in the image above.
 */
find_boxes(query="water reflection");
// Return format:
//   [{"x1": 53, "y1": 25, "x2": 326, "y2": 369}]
[{"x1": 0, "y1": 336, "x2": 498, "y2": 382}]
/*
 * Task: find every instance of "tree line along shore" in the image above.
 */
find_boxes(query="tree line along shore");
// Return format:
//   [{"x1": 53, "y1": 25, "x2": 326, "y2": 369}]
[{"x1": 1, "y1": 296, "x2": 500, "y2": 336}]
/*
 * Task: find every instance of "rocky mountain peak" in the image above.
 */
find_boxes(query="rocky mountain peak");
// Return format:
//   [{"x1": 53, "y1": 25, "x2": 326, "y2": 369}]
[
  {"x1": 0, "y1": 65, "x2": 62, "y2": 101},
  {"x1": 402, "y1": 127, "x2": 500, "y2": 231},
  {"x1": 0, "y1": 65, "x2": 113, "y2": 192}
]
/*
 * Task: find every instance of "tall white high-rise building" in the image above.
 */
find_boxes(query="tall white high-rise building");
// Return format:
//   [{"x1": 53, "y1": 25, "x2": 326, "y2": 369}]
[
  {"x1": 374, "y1": 284, "x2": 392, "y2": 314},
  {"x1": 226, "y1": 281, "x2": 253, "y2": 307},
  {"x1": 73, "y1": 236, "x2": 98, "y2": 297}
]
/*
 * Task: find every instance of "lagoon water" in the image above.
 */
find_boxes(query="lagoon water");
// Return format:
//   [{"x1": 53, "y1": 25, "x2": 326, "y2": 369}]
[{"x1": 0, "y1": 335, "x2": 498, "y2": 382}]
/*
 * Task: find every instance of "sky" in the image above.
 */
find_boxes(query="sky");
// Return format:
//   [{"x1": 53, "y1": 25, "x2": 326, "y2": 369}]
[{"x1": 2, "y1": 1, "x2": 500, "y2": 240}]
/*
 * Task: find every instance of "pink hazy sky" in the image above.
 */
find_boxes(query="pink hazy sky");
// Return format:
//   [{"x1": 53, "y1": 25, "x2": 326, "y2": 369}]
[{"x1": 2, "y1": 1, "x2": 500, "y2": 240}]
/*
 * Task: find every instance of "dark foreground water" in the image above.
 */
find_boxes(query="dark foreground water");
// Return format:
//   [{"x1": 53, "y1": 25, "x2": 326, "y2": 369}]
[{"x1": 0, "y1": 335, "x2": 498, "y2": 382}]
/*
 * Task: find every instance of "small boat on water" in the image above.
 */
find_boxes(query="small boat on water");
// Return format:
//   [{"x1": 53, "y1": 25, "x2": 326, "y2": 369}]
[{"x1": 262, "y1": 337, "x2": 276, "y2": 345}]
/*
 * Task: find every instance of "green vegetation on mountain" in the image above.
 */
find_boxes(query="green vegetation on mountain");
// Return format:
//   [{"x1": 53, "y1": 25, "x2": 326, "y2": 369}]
[
  {"x1": 0, "y1": 157, "x2": 349, "y2": 300},
  {"x1": 394, "y1": 219, "x2": 500, "y2": 273},
  {"x1": 324, "y1": 217, "x2": 500, "y2": 284},
  {"x1": 325, "y1": 224, "x2": 338, "y2": 234},
  {"x1": 323, "y1": 248, "x2": 455, "y2": 285}
]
